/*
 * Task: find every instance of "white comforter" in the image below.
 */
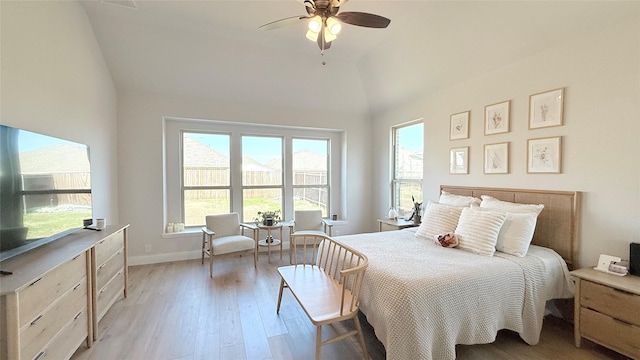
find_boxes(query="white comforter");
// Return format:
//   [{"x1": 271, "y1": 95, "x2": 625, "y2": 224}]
[{"x1": 336, "y1": 228, "x2": 574, "y2": 360}]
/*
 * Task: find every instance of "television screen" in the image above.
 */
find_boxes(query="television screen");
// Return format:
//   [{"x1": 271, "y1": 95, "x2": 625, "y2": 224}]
[{"x1": 0, "y1": 124, "x2": 92, "y2": 262}]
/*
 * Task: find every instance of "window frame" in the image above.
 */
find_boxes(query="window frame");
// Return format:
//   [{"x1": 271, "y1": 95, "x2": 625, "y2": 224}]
[
  {"x1": 291, "y1": 137, "x2": 331, "y2": 217},
  {"x1": 391, "y1": 120, "x2": 424, "y2": 216},
  {"x1": 164, "y1": 118, "x2": 343, "y2": 229}
]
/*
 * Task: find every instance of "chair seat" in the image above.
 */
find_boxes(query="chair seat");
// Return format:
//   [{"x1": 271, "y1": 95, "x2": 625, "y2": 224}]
[
  {"x1": 293, "y1": 230, "x2": 327, "y2": 237},
  {"x1": 278, "y1": 265, "x2": 356, "y2": 324},
  {"x1": 212, "y1": 235, "x2": 255, "y2": 255}
]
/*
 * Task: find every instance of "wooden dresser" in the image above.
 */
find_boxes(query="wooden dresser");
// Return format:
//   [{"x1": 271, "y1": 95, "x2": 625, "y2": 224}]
[
  {"x1": 0, "y1": 224, "x2": 129, "y2": 360},
  {"x1": 571, "y1": 268, "x2": 640, "y2": 359}
]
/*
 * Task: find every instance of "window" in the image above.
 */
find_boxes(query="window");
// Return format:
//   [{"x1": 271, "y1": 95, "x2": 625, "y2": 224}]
[
  {"x1": 164, "y1": 118, "x2": 343, "y2": 229},
  {"x1": 292, "y1": 138, "x2": 329, "y2": 216},
  {"x1": 182, "y1": 132, "x2": 230, "y2": 226},
  {"x1": 242, "y1": 136, "x2": 283, "y2": 223},
  {"x1": 392, "y1": 122, "x2": 423, "y2": 216}
]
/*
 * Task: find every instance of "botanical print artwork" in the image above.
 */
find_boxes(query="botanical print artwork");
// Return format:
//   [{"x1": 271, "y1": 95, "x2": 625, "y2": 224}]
[
  {"x1": 490, "y1": 112, "x2": 503, "y2": 130},
  {"x1": 450, "y1": 111, "x2": 470, "y2": 140},
  {"x1": 529, "y1": 88, "x2": 563, "y2": 129},
  {"x1": 484, "y1": 142, "x2": 508, "y2": 174},
  {"x1": 528, "y1": 137, "x2": 561, "y2": 173},
  {"x1": 485, "y1": 101, "x2": 510, "y2": 135}
]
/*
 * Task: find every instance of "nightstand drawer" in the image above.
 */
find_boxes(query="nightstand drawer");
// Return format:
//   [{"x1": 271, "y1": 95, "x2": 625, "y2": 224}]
[
  {"x1": 581, "y1": 307, "x2": 640, "y2": 358},
  {"x1": 581, "y1": 280, "x2": 640, "y2": 326}
]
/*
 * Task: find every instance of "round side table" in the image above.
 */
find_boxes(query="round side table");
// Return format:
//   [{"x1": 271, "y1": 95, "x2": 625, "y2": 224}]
[{"x1": 257, "y1": 223, "x2": 283, "y2": 264}]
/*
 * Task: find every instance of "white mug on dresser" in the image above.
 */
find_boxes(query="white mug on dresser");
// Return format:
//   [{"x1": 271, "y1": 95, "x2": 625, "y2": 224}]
[{"x1": 96, "y1": 218, "x2": 106, "y2": 230}]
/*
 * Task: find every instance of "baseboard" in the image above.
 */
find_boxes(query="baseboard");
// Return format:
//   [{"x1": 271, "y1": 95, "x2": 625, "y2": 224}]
[
  {"x1": 128, "y1": 246, "x2": 292, "y2": 266},
  {"x1": 128, "y1": 250, "x2": 201, "y2": 266}
]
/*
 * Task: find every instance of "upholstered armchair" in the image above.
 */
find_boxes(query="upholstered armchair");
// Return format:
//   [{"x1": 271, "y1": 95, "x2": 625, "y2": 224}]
[{"x1": 201, "y1": 212, "x2": 258, "y2": 277}]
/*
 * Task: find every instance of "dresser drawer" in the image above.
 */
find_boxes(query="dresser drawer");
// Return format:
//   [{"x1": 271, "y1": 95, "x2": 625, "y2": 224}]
[
  {"x1": 581, "y1": 280, "x2": 640, "y2": 326},
  {"x1": 18, "y1": 253, "x2": 86, "y2": 329},
  {"x1": 95, "y1": 231, "x2": 124, "y2": 266},
  {"x1": 97, "y1": 269, "x2": 124, "y2": 320},
  {"x1": 20, "y1": 277, "x2": 87, "y2": 360},
  {"x1": 32, "y1": 308, "x2": 89, "y2": 360},
  {"x1": 580, "y1": 307, "x2": 640, "y2": 358},
  {"x1": 96, "y1": 248, "x2": 125, "y2": 290}
]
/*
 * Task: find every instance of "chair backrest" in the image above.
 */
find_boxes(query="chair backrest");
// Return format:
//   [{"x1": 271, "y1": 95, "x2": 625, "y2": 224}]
[
  {"x1": 205, "y1": 212, "x2": 241, "y2": 237},
  {"x1": 294, "y1": 210, "x2": 324, "y2": 232},
  {"x1": 290, "y1": 233, "x2": 368, "y2": 314}
]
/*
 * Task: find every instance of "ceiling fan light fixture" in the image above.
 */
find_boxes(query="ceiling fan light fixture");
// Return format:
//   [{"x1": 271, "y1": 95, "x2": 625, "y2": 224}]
[
  {"x1": 306, "y1": 29, "x2": 319, "y2": 42},
  {"x1": 326, "y1": 17, "x2": 342, "y2": 35},
  {"x1": 323, "y1": 27, "x2": 337, "y2": 42},
  {"x1": 308, "y1": 15, "x2": 322, "y2": 33}
]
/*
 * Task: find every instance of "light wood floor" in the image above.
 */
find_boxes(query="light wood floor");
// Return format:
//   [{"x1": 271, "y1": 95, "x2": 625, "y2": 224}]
[{"x1": 72, "y1": 253, "x2": 630, "y2": 360}]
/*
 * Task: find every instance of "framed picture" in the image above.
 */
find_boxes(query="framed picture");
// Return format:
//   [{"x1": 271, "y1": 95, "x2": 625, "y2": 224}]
[
  {"x1": 527, "y1": 136, "x2": 562, "y2": 173},
  {"x1": 449, "y1": 146, "x2": 469, "y2": 174},
  {"x1": 484, "y1": 100, "x2": 510, "y2": 135},
  {"x1": 450, "y1": 111, "x2": 470, "y2": 140},
  {"x1": 529, "y1": 88, "x2": 564, "y2": 129},
  {"x1": 484, "y1": 142, "x2": 509, "y2": 174}
]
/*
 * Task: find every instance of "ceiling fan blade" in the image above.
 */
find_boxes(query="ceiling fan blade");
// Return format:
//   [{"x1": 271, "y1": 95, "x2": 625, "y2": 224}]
[
  {"x1": 336, "y1": 12, "x2": 391, "y2": 28},
  {"x1": 259, "y1": 16, "x2": 307, "y2": 31}
]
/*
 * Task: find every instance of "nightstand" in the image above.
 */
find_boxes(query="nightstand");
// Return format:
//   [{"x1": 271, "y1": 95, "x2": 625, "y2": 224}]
[
  {"x1": 571, "y1": 268, "x2": 640, "y2": 358},
  {"x1": 377, "y1": 218, "x2": 419, "y2": 232}
]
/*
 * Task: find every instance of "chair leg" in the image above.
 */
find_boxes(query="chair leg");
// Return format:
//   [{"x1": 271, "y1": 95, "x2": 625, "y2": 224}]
[
  {"x1": 353, "y1": 314, "x2": 369, "y2": 360},
  {"x1": 201, "y1": 233, "x2": 206, "y2": 264},
  {"x1": 253, "y1": 247, "x2": 257, "y2": 268},
  {"x1": 315, "y1": 325, "x2": 322, "y2": 360},
  {"x1": 276, "y1": 278, "x2": 285, "y2": 314},
  {"x1": 209, "y1": 248, "x2": 214, "y2": 278}
]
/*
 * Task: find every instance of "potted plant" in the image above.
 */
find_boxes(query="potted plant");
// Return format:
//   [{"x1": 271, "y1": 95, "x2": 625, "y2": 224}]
[{"x1": 255, "y1": 210, "x2": 282, "y2": 226}]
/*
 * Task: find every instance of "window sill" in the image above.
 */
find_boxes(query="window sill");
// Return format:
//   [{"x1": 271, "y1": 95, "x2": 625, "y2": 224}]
[{"x1": 161, "y1": 228, "x2": 201, "y2": 239}]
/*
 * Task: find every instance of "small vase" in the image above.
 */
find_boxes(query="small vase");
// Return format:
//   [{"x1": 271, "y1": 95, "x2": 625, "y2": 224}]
[
  {"x1": 388, "y1": 207, "x2": 397, "y2": 220},
  {"x1": 413, "y1": 215, "x2": 421, "y2": 224}
]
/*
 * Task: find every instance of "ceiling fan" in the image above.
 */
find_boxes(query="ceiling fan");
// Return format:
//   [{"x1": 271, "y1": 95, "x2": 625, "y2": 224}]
[{"x1": 259, "y1": 0, "x2": 390, "y2": 52}]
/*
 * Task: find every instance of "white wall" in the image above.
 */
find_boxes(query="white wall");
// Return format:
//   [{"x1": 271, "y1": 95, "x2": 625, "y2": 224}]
[
  {"x1": 117, "y1": 90, "x2": 373, "y2": 264},
  {"x1": 372, "y1": 19, "x2": 640, "y2": 268},
  {"x1": 1, "y1": 2, "x2": 118, "y2": 226}
]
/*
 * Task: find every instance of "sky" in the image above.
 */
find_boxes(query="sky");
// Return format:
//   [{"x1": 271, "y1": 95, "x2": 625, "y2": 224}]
[{"x1": 186, "y1": 133, "x2": 328, "y2": 164}]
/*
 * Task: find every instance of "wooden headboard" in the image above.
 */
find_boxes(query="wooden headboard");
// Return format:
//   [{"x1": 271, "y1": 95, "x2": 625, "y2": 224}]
[{"x1": 440, "y1": 185, "x2": 581, "y2": 270}]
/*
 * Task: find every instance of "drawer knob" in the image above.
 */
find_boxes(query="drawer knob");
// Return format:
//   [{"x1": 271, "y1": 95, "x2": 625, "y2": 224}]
[
  {"x1": 34, "y1": 351, "x2": 46, "y2": 360},
  {"x1": 74, "y1": 311, "x2": 83, "y2": 320},
  {"x1": 29, "y1": 277, "x2": 42, "y2": 287}
]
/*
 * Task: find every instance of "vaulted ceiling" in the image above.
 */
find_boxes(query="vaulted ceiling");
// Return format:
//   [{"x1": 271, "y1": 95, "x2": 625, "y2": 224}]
[{"x1": 80, "y1": 0, "x2": 638, "y2": 115}]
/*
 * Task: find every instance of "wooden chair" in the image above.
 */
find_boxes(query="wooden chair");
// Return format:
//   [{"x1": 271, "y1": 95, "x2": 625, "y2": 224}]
[
  {"x1": 277, "y1": 234, "x2": 369, "y2": 360},
  {"x1": 201, "y1": 212, "x2": 258, "y2": 277},
  {"x1": 288, "y1": 210, "x2": 333, "y2": 263}
]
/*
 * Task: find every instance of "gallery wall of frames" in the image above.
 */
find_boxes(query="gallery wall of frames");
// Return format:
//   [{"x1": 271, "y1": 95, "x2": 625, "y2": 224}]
[{"x1": 448, "y1": 88, "x2": 564, "y2": 175}]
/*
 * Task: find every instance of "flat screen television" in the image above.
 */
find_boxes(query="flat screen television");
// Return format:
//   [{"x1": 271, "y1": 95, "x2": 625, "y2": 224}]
[{"x1": 0, "y1": 124, "x2": 92, "y2": 262}]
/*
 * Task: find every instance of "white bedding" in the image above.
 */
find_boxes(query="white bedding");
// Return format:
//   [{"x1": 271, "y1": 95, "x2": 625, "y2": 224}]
[{"x1": 336, "y1": 228, "x2": 574, "y2": 360}]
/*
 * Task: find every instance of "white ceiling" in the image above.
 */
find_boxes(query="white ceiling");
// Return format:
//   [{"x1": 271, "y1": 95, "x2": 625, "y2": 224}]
[{"x1": 80, "y1": 0, "x2": 639, "y2": 115}]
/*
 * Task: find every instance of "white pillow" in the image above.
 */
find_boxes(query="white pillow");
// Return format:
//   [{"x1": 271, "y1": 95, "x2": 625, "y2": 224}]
[
  {"x1": 439, "y1": 190, "x2": 481, "y2": 207},
  {"x1": 414, "y1": 201, "x2": 463, "y2": 240},
  {"x1": 495, "y1": 211, "x2": 538, "y2": 257},
  {"x1": 480, "y1": 195, "x2": 544, "y2": 214},
  {"x1": 455, "y1": 207, "x2": 506, "y2": 256}
]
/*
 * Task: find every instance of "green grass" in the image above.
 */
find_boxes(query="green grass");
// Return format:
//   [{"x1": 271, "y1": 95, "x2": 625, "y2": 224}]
[
  {"x1": 23, "y1": 211, "x2": 91, "y2": 238},
  {"x1": 184, "y1": 197, "x2": 325, "y2": 225}
]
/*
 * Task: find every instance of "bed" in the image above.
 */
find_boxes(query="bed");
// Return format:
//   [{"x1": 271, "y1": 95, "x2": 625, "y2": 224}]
[{"x1": 336, "y1": 186, "x2": 581, "y2": 360}]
